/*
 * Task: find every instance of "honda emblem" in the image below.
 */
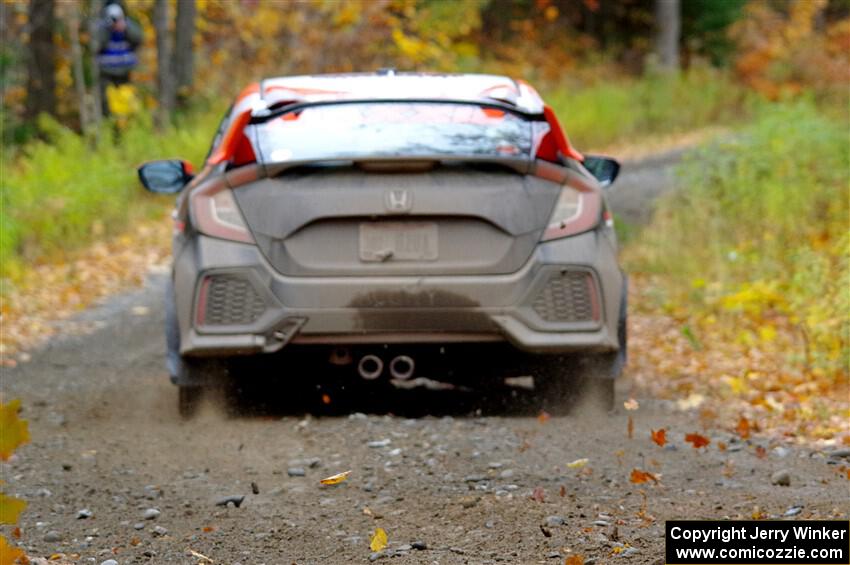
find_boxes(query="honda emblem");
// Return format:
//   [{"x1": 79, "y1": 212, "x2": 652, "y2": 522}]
[{"x1": 384, "y1": 189, "x2": 412, "y2": 213}]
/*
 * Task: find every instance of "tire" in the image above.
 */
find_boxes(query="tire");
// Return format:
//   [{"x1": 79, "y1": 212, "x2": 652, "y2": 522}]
[
  {"x1": 178, "y1": 385, "x2": 204, "y2": 418},
  {"x1": 536, "y1": 355, "x2": 616, "y2": 414},
  {"x1": 166, "y1": 277, "x2": 231, "y2": 417},
  {"x1": 536, "y1": 287, "x2": 627, "y2": 414},
  {"x1": 175, "y1": 356, "x2": 230, "y2": 418}
]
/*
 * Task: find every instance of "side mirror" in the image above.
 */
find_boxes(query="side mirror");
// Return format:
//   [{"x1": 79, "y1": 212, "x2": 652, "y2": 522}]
[
  {"x1": 137, "y1": 160, "x2": 194, "y2": 194},
  {"x1": 582, "y1": 155, "x2": 620, "y2": 188}
]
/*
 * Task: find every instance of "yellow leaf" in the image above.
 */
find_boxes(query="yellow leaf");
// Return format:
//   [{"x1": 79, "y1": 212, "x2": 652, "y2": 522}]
[
  {"x1": 0, "y1": 534, "x2": 25, "y2": 565},
  {"x1": 370, "y1": 527, "x2": 387, "y2": 552},
  {"x1": 0, "y1": 400, "x2": 29, "y2": 461},
  {"x1": 567, "y1": 458, "x2": 589, "y2": 469},
  {"x1": 0, "y1": 493, "x2": 26, "y2": 525},
  {"x1": 320, "y1": 470, "x2": 351, "y2": 485}
]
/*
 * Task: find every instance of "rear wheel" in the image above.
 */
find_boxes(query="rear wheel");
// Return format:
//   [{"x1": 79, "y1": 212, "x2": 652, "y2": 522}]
[
  {"x1": 536, "y1": 354, "x2": 616, "y2": 414},
  {"x1": 178, "y1": 385, "x2": 204, "y2": 418},
  {"x1": 173, "y1": 356, "x2": 230, "y2": 418},
  {"x1": 537, "y1": 289, "x2": 627, "y2": 414}
]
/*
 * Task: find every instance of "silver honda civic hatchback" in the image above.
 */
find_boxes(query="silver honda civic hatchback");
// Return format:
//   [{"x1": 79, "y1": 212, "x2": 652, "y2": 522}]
[{"x1": 138, "y1": 72, "x2": 626, "y2": 416}]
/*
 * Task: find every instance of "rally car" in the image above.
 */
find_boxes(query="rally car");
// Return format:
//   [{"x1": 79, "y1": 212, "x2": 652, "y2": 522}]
[{"x1": 138, "y1": 71, "x2": 625, "y2": 416}]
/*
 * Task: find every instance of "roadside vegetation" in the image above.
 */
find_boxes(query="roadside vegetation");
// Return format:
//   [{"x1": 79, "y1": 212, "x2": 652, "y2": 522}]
[{"x1": 626, "y1": 99, "x2": 849, "y2": 441}]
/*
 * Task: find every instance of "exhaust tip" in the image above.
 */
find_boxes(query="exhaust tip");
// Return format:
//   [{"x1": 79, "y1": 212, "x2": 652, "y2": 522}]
[
  {"x1": 389, "y1": 355, "x2": 415, "y2": 381},
  {"x1": 357, "y1": 355, "x2": 384, "y2": 380}
]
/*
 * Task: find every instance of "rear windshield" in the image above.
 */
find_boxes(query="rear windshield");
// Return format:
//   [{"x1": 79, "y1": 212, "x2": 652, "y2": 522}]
[{"x1": 250, "y1": 102, "x2": 533, "y2": 163}]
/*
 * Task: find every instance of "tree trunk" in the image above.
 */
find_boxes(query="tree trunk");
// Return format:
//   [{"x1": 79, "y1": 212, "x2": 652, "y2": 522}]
[
  {"x1": 66, "y1": 5, "x2": 89, "y2": 135},
  {"x1": 654, "y1": 0, "x2": 680, "y2": 71},
  {"x1": 25, "y1": 0, "x2": 57, "y2": 120},
  {"x1": 154, "y1": 0, "x2": 175, "y2": 127},
  {"x1": 87, "y1": 0, "x2": 102, "y2": 140},
  {"x1": 174, "y1": 0, "x2": 195, "y2": 107}
]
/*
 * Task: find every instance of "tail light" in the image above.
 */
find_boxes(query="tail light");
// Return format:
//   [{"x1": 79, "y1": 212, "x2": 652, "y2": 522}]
[
  {"x1": 541, "y1": 187, "x2": 602, "y2": 241},
  {"x1": 190, "y1": 181, "x2": 254, "y2": 244}
]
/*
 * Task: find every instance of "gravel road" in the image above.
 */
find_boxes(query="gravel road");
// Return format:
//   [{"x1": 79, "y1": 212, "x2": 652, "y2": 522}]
[{"x1": 3, "y1": 153, "x2": 847, "y2": 565}]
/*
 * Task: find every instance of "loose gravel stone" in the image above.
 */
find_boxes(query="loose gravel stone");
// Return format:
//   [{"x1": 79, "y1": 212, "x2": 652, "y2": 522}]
[
  {"x1": 411, "y1": 541, "x2": 427, "y2": 550},
  {"x1": 100, "y1": 560, "x2": 119, "y2": 565},
  {"x1": 43, "y1": 530, "x2": 61, "y2": 542},
  {"x1": 287, "y1": 467, "x2": 306, "y2": 477},
  {"x1": 133, "y1": 522, "x2": 145, "y2": 530},
  {"x1": 784, "y1": 505, "x2": 803, "y2": 516},
  {"x1": 215, "y1": 495, "x2": 245, "y2": 508},
  {"x1": 545, "y1": 515, "x2": 566, "y2": 527},
  {"x1": 142, "y1": 508, "x2": 160, "y2": 520},
  {"x1": 368, "y1": 439, "x2": 391, "y2": 448},
  {"x1": 771, "y1": 470, "x2": 791, "y2": 486},
  {"x1": 76, "y1": 508, "x2": 93, "y2": 519},
  {"x1": 152, "y1": 525, "x2": 168, "y2": 537}
]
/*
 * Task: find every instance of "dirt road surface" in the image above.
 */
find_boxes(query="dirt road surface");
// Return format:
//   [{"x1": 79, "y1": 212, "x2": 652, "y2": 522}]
[{"x1": 3, "y1": 153, "x2": 847, "y2": 565}]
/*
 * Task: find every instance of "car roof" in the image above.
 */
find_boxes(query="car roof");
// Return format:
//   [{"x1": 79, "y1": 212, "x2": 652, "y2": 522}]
[{"x1": 255, "y1": 72, "x2": 546, "y2": 115}]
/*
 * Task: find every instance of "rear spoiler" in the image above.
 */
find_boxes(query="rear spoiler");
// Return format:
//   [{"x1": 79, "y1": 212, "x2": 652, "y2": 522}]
[{"x1": 210, "y1": 97, "x2": 582, "y2": 167}]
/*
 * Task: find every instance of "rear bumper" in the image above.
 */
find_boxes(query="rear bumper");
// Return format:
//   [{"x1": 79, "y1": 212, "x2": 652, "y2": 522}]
[{"x1": 173, "y1": 231, "x2": 624, "y2": 356}]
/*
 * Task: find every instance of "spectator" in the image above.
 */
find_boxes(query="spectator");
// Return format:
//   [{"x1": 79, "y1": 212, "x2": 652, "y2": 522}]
[{"x1": 95, "y1": 1, "x2": 142, "y2": 116}]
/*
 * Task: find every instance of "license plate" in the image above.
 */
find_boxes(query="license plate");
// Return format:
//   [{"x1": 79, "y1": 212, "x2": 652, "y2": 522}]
[{"x1": 359, "y1": 222, "x2": 438, "y2": 262}]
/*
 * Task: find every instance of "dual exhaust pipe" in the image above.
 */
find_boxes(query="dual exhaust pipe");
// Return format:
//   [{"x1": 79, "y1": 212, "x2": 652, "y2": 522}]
[{"x1": 357, "y1": 354, "x2": 415, "y2": 381}]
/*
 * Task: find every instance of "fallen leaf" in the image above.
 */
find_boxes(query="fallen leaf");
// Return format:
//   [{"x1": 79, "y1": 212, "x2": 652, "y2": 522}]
[
  {"x1": 630, "y1": 468, "x2": 658, "y2": 484},
  {"x1": 567, "y1": 458, "x2": 588, "y2": 469},
  {"x1": 370, "y1": 527, "x2": 388, "y2": 552},
  {"x1": 202, "y1": 526, "x2": 215, "y2": 533},
  {"x1": 565, "y1": 555, "x2": 584, "y2": 565},
  {"x1": 685, "y1": 433, "x2": 710, "y2": 449},
  {"x1": 188, "y1": 548, "x2": 214, "y2": 563},
  {"x1": 130, "y1": 537, "x2": 140, "y2": 546},
  {"x1": 531, "y1": 486, "x2": 545, "y2": 502},
  {"x1": 676, "y1": 393, "x2": 705, "y2": 410},
  {"x1": 320, "y1": 470, "x2": 351, "y2": 485},
  {"x1": 0, "y1": 493, "x2": 26, "y2": 525},
  {"x1": 755, "y1": 445, "x2": 767, "y2": 459},
  {"x1": 623, "y1": 398, "x2": 639, "y2": 410},
  {"x1": 717, "y1": 441, "x2": 727, "y2": 452},
  {"x1": 559, "y1": 485, "x2": 566, "y2": 497},
  {"x1": 627, "y1": 416, "x2": 634, "y2": 439},
  {"x1": 11, "y1": 527, "x2": 20, "y2": 539},
  {"x1": 0, "y1": 399, "x2": 30, "y2": 461},
  {"x1": 736, "y1": 416, "x2": 751, "y2": 439},
  {"x1": 650, "y1": 428, "x2": 666, "y2": 447},
  {"x1": 537, "y1": 410, "x2": 551, "y2": 424},
  {"x1": 0, "y1": 535, "x2": 25, "y2": 564},
  {"x1": 321, "y1": 393, "x2": 331, "y2": 405}
]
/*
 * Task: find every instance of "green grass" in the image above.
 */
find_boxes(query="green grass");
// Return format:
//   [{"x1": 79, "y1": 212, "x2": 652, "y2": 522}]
[
  {"x1": 629, "y1": 100, "x2": 849, "y2": 377},
  {"x1": 546, "y1": 66, "x2": 752, "y2": 150},
  {"x1": 0, "y1": 108, "x2": 220, "y2": 279}
]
